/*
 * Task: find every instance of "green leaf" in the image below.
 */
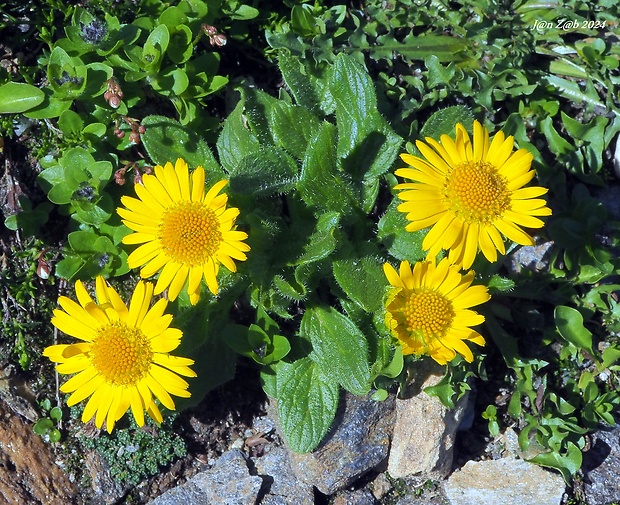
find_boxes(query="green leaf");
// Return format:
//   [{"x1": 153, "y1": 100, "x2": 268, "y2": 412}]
[
  {"x1": 330, "y1": 54, "x2": 402, "y2": 183},
  {"x1": 141, "y1": 115, "x2": 223, "y2": 182},
  {"x1": 278, "y1": 53, "x2": 335, "y2": 116},
  {"x1": 83, "y1": 122, "x2": 107, "y2": 138},
  {"x1": 419, "y1": 105, "x2": 474, "y2": 142},
  {"x1": 48, "y1": 429, "x2": 62, "y2": 443},
  {"x1": 302, "y1": 306, "x2": 371, "y2": 395},
  {"x1": 54, "y1": 256, "x2": 85, "y2": 280},
  {"x1": 47, "y1": 46, "x2": 88, "y2": 99},
  {"x1": 601, "y1": 345, "x2": 620, "y2": 369},
  {"x1": 487, "y1": 275, "x2": 516, "y2": 293},
  {"x1": 240, "y1": 87, "x2": 279, "y2": 145},
  {"x1": 158, "y1": 6, "x2": 188, "y2": 29},
  {"x1": 167, "y1": 24, "x2": 194, "y2": 64},
  {"x1": 33, "y1": 418, "x2": 54, "y2": 435},
  {"x1": 0, "y1": 82, "x2": 45, "y2": 113},
  {"x1": 151, "y1": 67, "x2": 189, "y2": 96},
  {"x1": 229, "y1": 147, "x2": 299, "y2": 195},
  {"x1": 377, "y1": 199, "x2": 426, "y2": 262},
  {"x1": 291, "y1": 4, "x2": 318, "y2": 37},
  {"x1": 379, "y1": 345, "x2": 403, "y2": 379},
  {"x1": 3, "y1": 197, "x2": 52, "y2": 236},
  {"x1": 47, "y1": 184, "x2": 74, "y2": 205},
  {"x1": 217, "y1": 99, "x2": 261, "y2": 173},
  {"x1": 528, "y1": 441, "x2": 583, "y2": 482},
  {"x1": 143, "y1": 24, "x2": 169, "y2": 70},
  {"x1": 83, "y1": 62, "x2": 113, "y2": 98},
  {"x1": 172, "y1": 300, "x2": 238, "y2": 410},
  {"x1": 87, "y1": 160, "x2": 113, "y2": 182},
  {"x1": 270, "y1": 358, "x2": 340, "y2": 453},
  {"x1": 554, "y1": 306, "x2": 595, "y2": 355},
  {"x1": 270, "y1": 101, "x2": 322, "y2": 160},
  {"x1": 49, "y1": 406, "x2": 63, "y2": 422},
  {"x1": 561, "y1": 112, "x2": 608, "y2": 173},
  {"x1": 68, "y1": 230, "x2": 113, "y2": 253},
  {"x1": 294, "y1": 211, "x2": 340, "y2": 266},
  {"x1": 333, "y1": 253, "x2": 387, "y2": 313},
  {"x1": 371, "y1": 33, "x2": 470, "y2": 62},
  {"x1": 23, "y1": 86, "x2": 72, "y2": 119},
  {"x1": 229, "y1": 4, "x2": 259, "y2": 20},
  {"x1": 74, "y1": 194, "x2": 114, "y2": 226},
  {"x1": 298, "y1": 121, "x2": 354, "y2": 213},
  {"x1": 58, "y1": 109, "x2": 84, "y2": 137},
  {"x1": 425, "y1": 56, "x2": 456, "y2": 88},
  {"x1": 541, "y1": 74, "x2": 605, "y2": 110}
]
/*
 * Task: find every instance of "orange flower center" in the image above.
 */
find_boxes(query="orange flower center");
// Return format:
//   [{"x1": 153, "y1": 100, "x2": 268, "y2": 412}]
[
  {"x1": 394, "y1": 289, "x2": 454, "y2": 340},
  {"x1": 444, "y1": 161, "x2": 511, "y2": 225},
  {"x1": 90, "y1": 321, "x2": 153, "y2": 386},
  {"x1": 158, "y1": 201, "x2": 222, "y2": 267}
]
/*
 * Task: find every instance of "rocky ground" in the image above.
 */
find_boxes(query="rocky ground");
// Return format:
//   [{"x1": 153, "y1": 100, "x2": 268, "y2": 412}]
[{"x1": 1, "y1": 346, "x2": 620, "y2": 505}]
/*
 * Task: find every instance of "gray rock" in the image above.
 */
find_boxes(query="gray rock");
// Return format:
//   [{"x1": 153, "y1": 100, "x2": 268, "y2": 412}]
[
  {"x1": 332, "y1": 488, "x2": 376, "y2": 505},
  {"x1": 287, "y1": 392, "x2": 396, "y2": 495},
  {"x1": 147, "y1": 476, "x2": 208, "y2": 505},
  {"x1": 150, "y1": 449, "x2": 262, "y2": 505},
  {"x1": 388, "y1": 360, "x2": 470, "y2": 479},
  {"x1": 84, "y1": 449, "x2": 128, "y2": 505},
  {"x1": 253, "y1": 446, "x2": 313, "y2": 505},
  {"x1": 443, "y1": 457, "x2": 566, "y2": 505},
  {"x1": 505, "y1": 241, "x2": 553, "y2": 275},
  {"x1": 582, "y1": 424, "x2": 620, "y2": 505}
]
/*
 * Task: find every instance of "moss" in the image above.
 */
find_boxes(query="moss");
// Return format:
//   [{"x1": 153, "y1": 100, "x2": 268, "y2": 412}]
[{"x1": 78, "y1": 414, "x2": 187, "y2": 487}]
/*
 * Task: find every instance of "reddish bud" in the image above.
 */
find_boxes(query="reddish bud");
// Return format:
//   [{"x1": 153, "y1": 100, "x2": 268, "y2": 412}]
[
  {"x1": 108, "y1": 95, "x2": 121, "y2": 108},
  {"x1": 211, "y1": 34, "x2": 227, "y2": 47},
  {"x1": 37, "y1": 256, "x2": 51, "y2": 279},
  {"x1": 203, "y1": 24, "x2": 218, "y2": 36}
]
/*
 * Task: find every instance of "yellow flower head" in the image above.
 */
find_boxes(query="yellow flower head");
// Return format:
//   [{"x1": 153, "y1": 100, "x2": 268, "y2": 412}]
[
  {"x1": 118, "y1": 158, "x2": 250, "y2": 305},
  {"x1": 43, "y1": 277, "x2": 196, "y2": 433},
  {"x1": 395, "y1": 120, "x2": 552, "y2": 269},
  {"x1": 383, "y1": 258, "x2": 490, "y2": 365}
]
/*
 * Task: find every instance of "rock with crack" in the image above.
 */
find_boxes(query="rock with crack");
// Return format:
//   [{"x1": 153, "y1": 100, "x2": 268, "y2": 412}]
[
  {"x1": 0, "y1": 400, "x2": 78, "y2": 504},
  {"x1": 150, "y1": 449, "x2": 262, "y2": 505},
  {"x1": 276, "y1": 391, "x2": 396, "y2": 495},
  {"x1": 252, "y1": 446, "x2": 314, "y2": 505},
  {"x1": 388, "y1": 360, "x2": 470, "y2": 479}
]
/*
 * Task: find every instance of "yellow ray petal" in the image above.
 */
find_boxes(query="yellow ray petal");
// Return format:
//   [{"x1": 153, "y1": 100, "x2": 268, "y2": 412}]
[
  {"x1": 175, "y1": 158, "x2": 191, "y2": 200},
  {"x1": 145, "y1": 374, "x2": 175, "y2": 410},
  {"x1": 129, "y1": 387, "x2": 145, "y2": 427},
  {"x1": 60, "y1": 366, "x2": 98, "y2": 393},
  {"x1": 495, "y1": 218, "x2": 535, "y2": 246},
  {"x1": 67, "y1": 374, "x2": 105, "y2": 406},
  {"x1": 203, "y1": 179, "x2": 228, "y2": 206},
  {"x1": 140, "y1": 253, "x2": 171, "y2": 278},
  {"x1": 191, "y1": 166, "x2": 206, "y2": 202},
  {"x1": 154, "y1": 261, "x2": 182, "y2": 295}
]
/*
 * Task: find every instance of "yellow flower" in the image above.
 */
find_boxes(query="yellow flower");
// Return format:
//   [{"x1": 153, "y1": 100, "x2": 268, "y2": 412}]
[
  {"x1": 383, "y1": 258, "x2": 490, "y2": 365},
  {"x1": 395, "y1": 120, "x2": 552, "y2": 269},
  {"x1": 118, "y1": 158, "x2": 250, "y2": 305},
  {"x1": 43, "y1": 277, "x2": 196, "y2": 433}
]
